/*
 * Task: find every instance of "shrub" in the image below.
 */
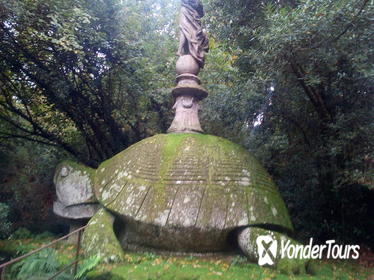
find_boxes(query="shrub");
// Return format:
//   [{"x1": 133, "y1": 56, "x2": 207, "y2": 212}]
[
  {"x1": 10, "y1": 248, "x2": 70, "y2": 280},
  {"x1": 9, "y1": 227, "x2": 33, "y2": 240},
  {"x1": 0, "y1": 203, "x2": 12, "y2": 239}
]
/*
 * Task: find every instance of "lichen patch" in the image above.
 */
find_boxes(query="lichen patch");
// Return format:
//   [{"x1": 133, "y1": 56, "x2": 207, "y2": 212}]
[
  {"x1": 272, "y1": 207, "x2": 278, "y2": 216},
  {"x1": 239, "y1": 177, "x2": 250, "y2": 186}
]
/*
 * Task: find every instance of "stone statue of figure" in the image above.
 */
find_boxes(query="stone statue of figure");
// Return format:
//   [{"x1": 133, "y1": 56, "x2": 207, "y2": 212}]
[{"x1": 178, "y1": 0, "x2": 209, "y2": 68}]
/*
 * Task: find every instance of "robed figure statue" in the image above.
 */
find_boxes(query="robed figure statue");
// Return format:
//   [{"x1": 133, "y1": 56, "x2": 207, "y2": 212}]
[{"x1": 178, "y1": 0, "x2": 209, "y2": 68}]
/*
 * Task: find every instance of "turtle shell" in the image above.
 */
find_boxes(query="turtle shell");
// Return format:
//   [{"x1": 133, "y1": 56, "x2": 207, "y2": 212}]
[{"x1": 93, "y1": 134, "x2": 293, "y2": 251}]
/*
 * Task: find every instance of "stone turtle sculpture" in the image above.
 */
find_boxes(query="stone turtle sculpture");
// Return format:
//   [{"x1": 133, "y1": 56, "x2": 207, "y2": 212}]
[{"x1": 54, "y1": 133, "x2": 310, "y2": 274}]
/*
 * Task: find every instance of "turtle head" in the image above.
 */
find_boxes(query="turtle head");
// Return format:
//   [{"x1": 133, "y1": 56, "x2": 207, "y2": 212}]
[{"x1": 53, "y1": 161, "x2": 98, "y2": 219}]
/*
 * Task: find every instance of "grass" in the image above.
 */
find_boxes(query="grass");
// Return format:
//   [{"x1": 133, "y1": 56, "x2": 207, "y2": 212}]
[
  {"x1": 1, "y1": 238, "x2": 372, "y2": 280},
  {"x1": 87, "y1": 252, "x2": 373, "y2": 280}
]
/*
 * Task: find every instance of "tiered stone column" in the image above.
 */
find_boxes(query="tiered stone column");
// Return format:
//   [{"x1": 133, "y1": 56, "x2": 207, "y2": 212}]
[{"x1": 167, "y1": 55, "x2": 208, "y2": 134}]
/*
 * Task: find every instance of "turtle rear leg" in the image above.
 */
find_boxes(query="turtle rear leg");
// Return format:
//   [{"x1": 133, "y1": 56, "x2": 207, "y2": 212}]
[
  {"x1": 82, "y1": 208, "x2": 124, "y2": 263},
  {"x1": 237, "y1": 227, "x2": 312, "y2": 275}
]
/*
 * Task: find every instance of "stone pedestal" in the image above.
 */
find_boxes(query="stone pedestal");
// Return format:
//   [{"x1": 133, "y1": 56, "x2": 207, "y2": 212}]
[
  {"x1": 167, "y1": 55, "x2": 208, "y2": 134},
  {"x1": 167, "y1": 95, "x2": 202, "y2": 133}
]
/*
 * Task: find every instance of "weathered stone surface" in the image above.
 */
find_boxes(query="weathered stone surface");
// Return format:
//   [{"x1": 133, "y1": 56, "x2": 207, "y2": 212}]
[
  {"x1": 55, "y1": 133, "x2": 293, "y2": 255},
  {"x1": 167, "y1": 95, "x2": 204, "y2": 134},
  {"x1": 171, "y1": 82, "x2": 208, "y2": 100},
  {"x1": 196, "y1": 186, "x2": 227, "y2": 230},
  {"x1": 53, "y1": 161, "x2": 98, "y2": 219},
  {"x1": 177, "y1": 1, "x2": 208, "y2": 68},
  {"x1": 225, "y1": 188, "x2": 249, "y2": 228},
  {"x1": 168, "y1": 184, "x2": 204, "y2": 227},
  {"x1": 135, "y1": 185, "x2": 178, "y2": 226},
  {"x1": 238, "y1": 227, "x2": 310, "y2": 274},
  {"x1": 176, "y1": 55, "x2": 200, "y2": 75},
  {"x1": 92, "y1": 133, "x2": 293, "y2": 251},
  {"x1": 82, "y1": 208, "x2": 124, "y2": 263},
  {"x1": 53, "y1": 201, "x2": 99, "y2": 219}
]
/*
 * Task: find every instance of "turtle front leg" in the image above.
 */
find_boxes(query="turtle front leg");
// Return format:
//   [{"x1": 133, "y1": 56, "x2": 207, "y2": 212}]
[
  {"x1": 237, "y1": 227, "x2": 312, "y2": 275},
  {"x1": 82, "y1": 208, "x2": 124, "y2": 263}
]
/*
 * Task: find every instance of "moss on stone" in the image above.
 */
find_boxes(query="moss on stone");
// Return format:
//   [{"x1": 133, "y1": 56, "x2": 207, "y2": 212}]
[
  {"x1": 55, "y1": 160, "x2": 97, "y2": 204},
  {"x1": 82, "y1": 208, "x2": 124, "y2": 263},
  {"x1": 92, "y1": 133, "x2": 292, "y2": 232},
  {"x1": 241, "y1": 227, "x2": 310, "y2": 275},
  {"x1": 58, "y1": 160, "x2": 96, "y2": 179}
]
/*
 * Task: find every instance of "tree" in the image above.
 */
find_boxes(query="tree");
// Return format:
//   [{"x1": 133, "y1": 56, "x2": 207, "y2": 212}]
[
  {"x1": 0, "y1": 0, "x2": 178, "y2": 166},
  {"x1": 203, "y1": 0, "x2": 373, "y2": 245}
]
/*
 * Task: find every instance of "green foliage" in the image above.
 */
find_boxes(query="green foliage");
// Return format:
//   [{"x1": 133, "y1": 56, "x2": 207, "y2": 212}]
[
  {"x1": 204, "y1": 0, "x2": 373, "y2": 247},
  {"x1": 1, "y1": 237, "x2": 101, "y2": 279},
  {"x1": 13, "y1": 242, "x2": 35, "y2": 256},
  {"x1": 230, "y1": 255, "x2": 247, "y2": 267},
  {"x1": 9, "y1": 228, "x2": 33, "y2": 240},
  {"x1": 0, "y1": 203, "x2": 12, "y2": 239},
  {"x1": 33, "y1": 231, "x2": 55, "y2": 240},
  {"x1": 10, "y1": 248, "x2": 71, "y2": 280},
  {"x1": 0, "y1": 0, "x2": 179, "y2": 165},
  {"x1": 8, "y1": 227, "x2": 55, "y2": 241},
  {"x1": 7, "y1": 244, "x2": 100, "y2": 280},
  {"x1": 75, "y1": 255, "x2": 101, "y2": 280},
  {"x1": 0, "y1": 140, "x2": 62, "y2": 234},
  {"x1": 0, "y1": 239, "x2": 39, "y2": 257},
  {"x1": 143, "y1": 252, "x2": 157, "y2": 261}
]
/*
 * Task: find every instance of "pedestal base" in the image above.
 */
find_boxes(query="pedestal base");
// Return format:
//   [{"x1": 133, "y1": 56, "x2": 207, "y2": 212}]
[
  {"x1": 167, "y1": 95, "x2": 203, "y2": 134},
  {"x1": 167, "y1": 70, "x2": 208, "y2": 134}
]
